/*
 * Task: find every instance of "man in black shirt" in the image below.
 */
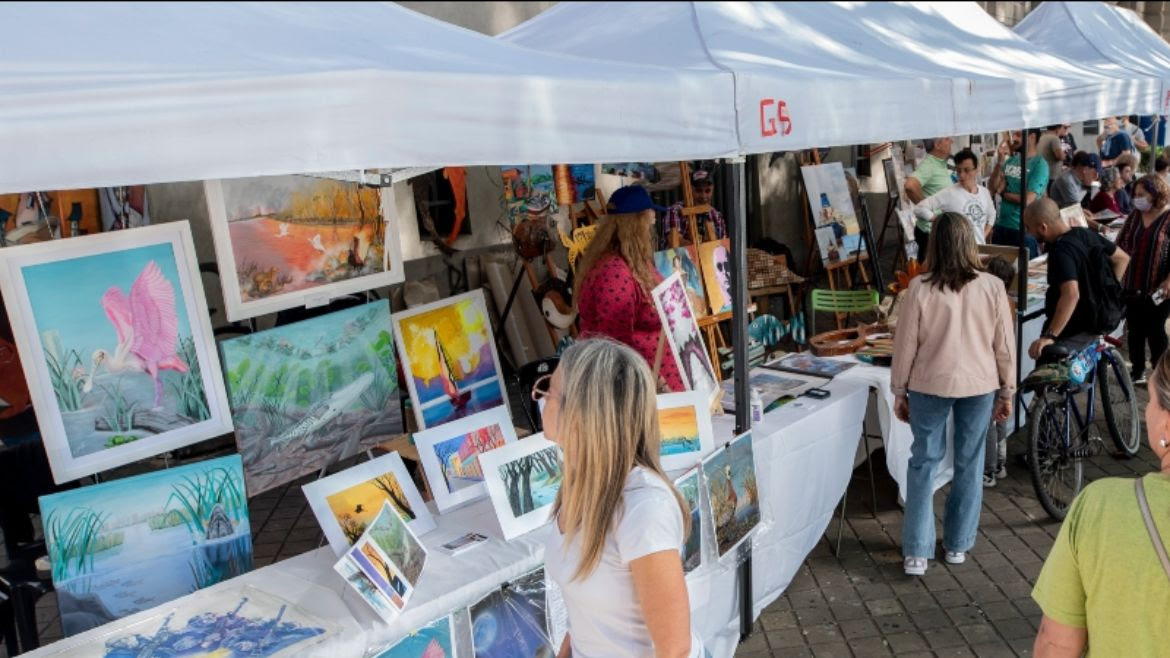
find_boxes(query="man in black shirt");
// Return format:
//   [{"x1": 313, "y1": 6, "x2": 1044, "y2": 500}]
[{"x1": 1022, "y1": 198, "x2": 1130, "y2": 359}]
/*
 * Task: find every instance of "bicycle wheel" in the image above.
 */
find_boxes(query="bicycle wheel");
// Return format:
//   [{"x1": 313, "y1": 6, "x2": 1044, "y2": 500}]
[
  {"x1": 1099, "y1": 348, "x2": 1141, "y2": 457},
  {"x1": 1028, "y1": 391, "x2": 1084, "y2": 521}
]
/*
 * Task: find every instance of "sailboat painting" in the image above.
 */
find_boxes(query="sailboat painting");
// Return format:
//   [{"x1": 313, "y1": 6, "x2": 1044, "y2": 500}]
[{"x1": 393, "y1": 290, "x2": 507, "y2": 430}]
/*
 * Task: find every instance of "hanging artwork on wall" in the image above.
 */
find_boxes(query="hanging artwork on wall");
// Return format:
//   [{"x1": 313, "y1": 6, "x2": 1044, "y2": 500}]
[
  {"x1": 0, "y1": 189, "x2": 101, "y2": 245},
  {"x1": 0, "y1": 222, "x2": 232, "y2": 483},
  {"x1": 204, "y1": 175, "x2": 405, "y2": 321},
  {"x1": 656, "y1": 391, "x2": 715, "y2": 472},
  {"x1": 219, "y1": 301, "x2": 401, "y2": 494},
  {"x1": 697, "y1": 239, "x2": 733, "y2": 315},
  {"x1": 651, "y1": 272, "x2": 720, "y2": 408},
  {"x1": 98, "y1": 186, "x2": 150, "y2": 231},
  {"x1": 801, "y1": 162, "x2": 864, "y2": 265},
  {"x1": 392, "y1": 289, "x2": 508, "y2": 430},
  {"x1": 303, "y1": 451, "x2": 435, "y2": 555},
  {"x1": 479, "y1": 435, "x2": 563, "y2": 540},
  {"x1": 702, "y1": 431, "x2": 760, "y2": 558},
  {"x1": 471, "y1": 568, "x2": 554, "y2": 658},
  {"x1": 372, "y1": 615, "x2": 455, "y2": 658},
  {"x1": 553, "y1": 164, "x2": 597, "y2": 205},
  {"x1": 38, "y1": 454, "x2": 253, "y2": 637},
  {"x1": 675, "y1": 467, "x2": 704, "y2": 575},
  {"x1": 414, "y1": 406, "x2": 518, "y2": 513},
  {"x1": 653, "y1": 246, "x2": 708, "y2": 319},
  {"x1": 501, "y1": 164, "x2": 557, "y2": 227}
]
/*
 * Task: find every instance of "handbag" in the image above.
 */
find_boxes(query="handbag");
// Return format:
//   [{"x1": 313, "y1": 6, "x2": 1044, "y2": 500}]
[{"x1": 1135, "y1": 478, "x2": 1170, "y2": 582}]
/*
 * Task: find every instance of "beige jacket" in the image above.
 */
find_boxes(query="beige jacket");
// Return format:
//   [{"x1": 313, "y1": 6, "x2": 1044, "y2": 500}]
[{"x1": 891, "y1": 271, "x2": 1016, "y2": 400}]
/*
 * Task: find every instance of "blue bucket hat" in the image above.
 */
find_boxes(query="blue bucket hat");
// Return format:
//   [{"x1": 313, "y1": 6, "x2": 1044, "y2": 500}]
[{"x1": 607, "y1": 185, "x2": 666, "y2": 214}]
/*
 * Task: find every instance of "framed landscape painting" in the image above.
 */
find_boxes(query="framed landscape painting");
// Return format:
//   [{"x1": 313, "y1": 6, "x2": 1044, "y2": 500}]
[
  {"x1": 219, "y1": 301, "x2": 401, "y2": 494},
  {"x1": 479, "y1": 435, "x2": 563, "y2": 540},
  {"x1": 651, "y1": 272, "x2": 720, "y2": 408},
  {"x1": 675, "y1": 467, "x2": 704, "y2": 575},
  {"x1": 702, "y1": 431, "x2": 761, "y2": 558},
  {"x1": 0, "y1": 222, "x2": 232, "y2": 483},
  {"x1": 414, "y1": 406, "x2": 518, "y2": 513},
  {"x1": 204, "y1": 175, "x2": 405, "y2": 321},
  {"x1": 656, "y1": 391, "x2": 715, "y2": 472},
  {"x1": 38, "y1": 455, "x2": 252, "y2": 637},
  {"x1": 303, "y1": 451, "x2": 435, "y2": 555},
  {"x1": 393, "y1": 289, "x2": 508, "y2": 430}
]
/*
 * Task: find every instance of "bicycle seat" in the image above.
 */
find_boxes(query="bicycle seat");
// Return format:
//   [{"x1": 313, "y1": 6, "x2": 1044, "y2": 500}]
[{"x1": 1037, "y1": 333, "x2": 1099, "y2": 366}]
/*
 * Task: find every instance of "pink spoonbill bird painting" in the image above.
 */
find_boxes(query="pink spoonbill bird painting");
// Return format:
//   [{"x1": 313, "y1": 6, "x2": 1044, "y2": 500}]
[{"x1": 0, "y1": 222, "x2": 232, "y2": 483}]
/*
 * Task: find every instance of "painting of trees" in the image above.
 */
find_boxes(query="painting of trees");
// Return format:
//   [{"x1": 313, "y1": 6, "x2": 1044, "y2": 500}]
[
  {"x1": 373, "y1": 474, "x2": 416, "y2": 521},
  {"x1": 499, "y1": 446, "x2": 562, "y2": 517}
]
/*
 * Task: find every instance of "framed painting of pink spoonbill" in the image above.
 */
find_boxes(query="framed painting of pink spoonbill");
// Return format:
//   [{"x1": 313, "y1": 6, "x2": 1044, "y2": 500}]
[
  {"x1": 0, "y1": 222, "x2": 232, "y2": 483},
  {"x1": 205, "y1": 175, "x2": 405, "y2": 322}
]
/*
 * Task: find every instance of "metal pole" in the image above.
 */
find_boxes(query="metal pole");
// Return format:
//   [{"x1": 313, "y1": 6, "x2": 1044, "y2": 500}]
[
  {"x1": 1015, "y1": 130, "x2": 1028, "y2": 428},
  {"x1": 726, "y1": 157, "x2": 753, "y2": 640}
]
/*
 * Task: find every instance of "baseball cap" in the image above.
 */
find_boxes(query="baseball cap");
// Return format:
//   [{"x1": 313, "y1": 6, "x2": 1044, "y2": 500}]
[{"x1": 607, "y1": 185, "x2": 666, "y2": 214}]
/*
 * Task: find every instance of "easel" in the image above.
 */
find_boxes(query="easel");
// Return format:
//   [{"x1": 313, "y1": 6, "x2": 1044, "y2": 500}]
[{"x1": 873, "y1": 147, "x2": 909, "y2": 272}]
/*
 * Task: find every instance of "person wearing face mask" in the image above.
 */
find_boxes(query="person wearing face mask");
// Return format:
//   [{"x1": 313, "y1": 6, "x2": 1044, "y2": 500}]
[
  {"x1": 912, "y1": 148, "x2": 996, "y2": 243},
  {"x1": 1116, "y1": 175, "x2": 1170, "y2": 385}
]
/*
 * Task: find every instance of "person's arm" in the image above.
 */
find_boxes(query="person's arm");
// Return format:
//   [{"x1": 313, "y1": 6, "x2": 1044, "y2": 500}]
[
  {"x1": 989, "y1": 156, "x2": 1007, "y2": 196},
  {"x1": 890, "y1": 282, "x2": 921, "y2": 422},
  {"x1": 631, "y1": 551, "x2": 692, "y2": 658},
  {"x1": 1047, "y1": 137, "x2": 1064, "y2": 163},
  {"x1": 1005, "y1": 159, "x2": 1049, "y2": 206},
  {"x1": 557, "y1": 635, "x2": 572, "y2": 658},
  {"x1": 1029, "y1": 280, "x2": 1079, "y2": 358},
  {"x1": 1034, "y1": 616, "x2": 1088, "y2": 657},
  {"x1": 911, "y1": 188, "x2": 944, "y2": 221},
  {"x1": 1110, "y1": 246, "x2": 1130, "y2": 282},
  {"x1": 904, "y1": 175, "x2": 926, "y2": 204},
  {"x1": 1095, "y1": 132, "x2": 1106, "y2": 150}
]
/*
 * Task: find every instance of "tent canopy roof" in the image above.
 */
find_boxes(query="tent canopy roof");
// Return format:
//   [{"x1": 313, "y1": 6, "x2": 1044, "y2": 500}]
[{"x1": 0, "y1": 1, "x2": 738, "y2": 193}]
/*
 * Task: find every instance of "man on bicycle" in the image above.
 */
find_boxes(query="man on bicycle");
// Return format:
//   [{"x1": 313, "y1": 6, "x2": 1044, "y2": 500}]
[{"x1": 1022, "y1": 198, "x2": 1130, "y2": 359}]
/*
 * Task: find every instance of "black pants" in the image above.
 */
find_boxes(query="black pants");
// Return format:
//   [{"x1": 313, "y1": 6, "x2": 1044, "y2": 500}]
[{"x1": 1126, "y1": 295, "x2": 1170, "y2": 378}]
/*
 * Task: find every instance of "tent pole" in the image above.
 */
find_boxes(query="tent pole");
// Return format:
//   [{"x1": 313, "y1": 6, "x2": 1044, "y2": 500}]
[
  {"x1": 1016, "y1": 131, "x2": 1028, "y2": 430},
  {"x1": 726, "y1": 156, "x2": 753, "y2": 640}
]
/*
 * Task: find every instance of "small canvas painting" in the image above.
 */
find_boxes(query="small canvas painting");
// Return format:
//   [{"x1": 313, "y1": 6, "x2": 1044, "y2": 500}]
[
  {"x1": 38, "y1": 455, "x2": 253, "y2": 637},
  {"x1": 652, "y1": 273, "x2": 720, "y2": 408},
  {"x1": 501, "y1": 164, "x2": 556, "y2": 226},
  {"x1": 415, "y1": 406, "x2": 518, "y2": 512},
  {"x1": 365, "y1": 500, "x2": 428, "y2": 588},
  {"x1": 556, "y1": 164, "x2": 596, "y2": 205},
  {"x1": 374, "y1": 615, "x2": 455, "y2": 658},
  {"x1": 471, "y1": 568, "x2": 553, "y2": 658},
  {"x1": 303, "y1": 451, "x2": 435, "y2": 556},
  {"x1": 0, "y1": 222, "x2": 232, "y2": 483},
  {"x1": 479, "y1": 435, "x2": 563, "y2": 540},
  {"x1": 205, "y1": 175, "x2": 404, "y2": 321},
  {"x1": 219, "y1": 301, "x2": 401, "y2": 494},
  {"x1": 653, "y1": 247, "x2": 708, "y2": 319},
  {"x1": 675, "y1": 467, "x2": 703, "y2": 574},
  {"x1": 335, "y1": 557, "x2": 398, "y2": 621},
  {"x1": 702, "y1": 432, "x2": 760, "y2": 558},
  {"x1": 393, "y1": 289, "x2": 507, "y2": 430},
  {"x1": 656, "y1": 391, "x2": 715, "y2": 471},
  {"x1": 802, "y1": 163, "x2": 863, "y2": 264},
  {"x1": 697, "y1": 240, "x2": 733, "y2": 315}
]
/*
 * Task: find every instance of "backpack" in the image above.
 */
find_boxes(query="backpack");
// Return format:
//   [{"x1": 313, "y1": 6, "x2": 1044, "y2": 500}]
[{"x1": 1061, "y1": 231, "x2": 1125, "y2": 334}]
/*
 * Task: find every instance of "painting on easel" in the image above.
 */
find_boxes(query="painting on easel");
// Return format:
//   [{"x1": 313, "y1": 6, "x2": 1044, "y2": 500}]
[
  {"x1": 651, "y1": 273, "x2": 719, "y2": 408},
  {"x1": 801, "y1": 163, "x2": 864, "y2": 265}
]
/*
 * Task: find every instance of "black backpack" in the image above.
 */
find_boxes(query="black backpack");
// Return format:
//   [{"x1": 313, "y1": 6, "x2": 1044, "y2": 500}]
[{"x1": 1061, "y1": 231, "x2": 1125, "y2": 334}]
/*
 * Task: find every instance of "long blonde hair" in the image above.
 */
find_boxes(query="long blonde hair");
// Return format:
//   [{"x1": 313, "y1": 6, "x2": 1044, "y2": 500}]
[
  {"x1": 573, "y1": 211, "x2": 659, "y2": 305},
  {"x1": 551, "y1": 338, "x2": 690, "y2": 580}
]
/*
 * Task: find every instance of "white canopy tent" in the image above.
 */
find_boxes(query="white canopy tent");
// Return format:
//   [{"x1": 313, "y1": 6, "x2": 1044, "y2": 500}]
[
  {"x1": 0, "y1": 1, "x2": 738, "y2": 195},
  {"x1": 501, "y1": 1, "x2": 1163, "y2": 153},
  {"x1": 1015, "y1": 1, "x2": 1170, "y2": 116}
]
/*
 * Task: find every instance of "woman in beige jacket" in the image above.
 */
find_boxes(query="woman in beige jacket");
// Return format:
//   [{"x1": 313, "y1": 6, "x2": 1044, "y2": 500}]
[{"x1": 891, "y1": 212, "x2": 1017, "y2": 576}]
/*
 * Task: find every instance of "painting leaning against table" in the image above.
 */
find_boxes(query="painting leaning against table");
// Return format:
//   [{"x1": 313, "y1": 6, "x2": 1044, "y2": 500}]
[{"x1": 38, "y1": 454, "x2": 253, "y2": 638}]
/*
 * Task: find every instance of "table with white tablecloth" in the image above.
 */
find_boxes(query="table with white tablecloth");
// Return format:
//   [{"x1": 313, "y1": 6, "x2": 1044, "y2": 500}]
[{"x1": 26, "y1": 379, "x2": 871, "y2": 658}]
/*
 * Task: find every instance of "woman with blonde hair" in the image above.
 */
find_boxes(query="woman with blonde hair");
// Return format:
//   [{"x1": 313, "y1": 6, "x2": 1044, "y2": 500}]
[
  {"x1": 892, "y1": 212, "x2": 1016, "y2": 576},
  {"x1": 575, "y1": 186, "x2": 683, "y2": 391},
  {"x1": 1032, "y1": 351, "x2": 1170, "y2": 656},
  {"x1": 535, "y1": 338, "x2": 700, "y2": 657}
]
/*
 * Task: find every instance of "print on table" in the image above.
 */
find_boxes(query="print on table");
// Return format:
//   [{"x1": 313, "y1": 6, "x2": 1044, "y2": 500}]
[
  {"x1": 219, "y1": 301, "x2": 401, "y2": 494},
  {"x1": 656, "y1": 390, "x2": 716, "y2": 471},
  {"x1": 38, "y1": 455, "x2": 252, "y2": 637},
  {"x1": 471, "y1": 568, "x2": 553, "y2": 658},
  {"x1": 653, "y1": 246, "x2": 708, "y2": 319},
  {"x1": 335, "y1": 557, "x2": 397, "y2": 621},
  {"x1": 393, "y1": 290, "x2": 508, "y2": 430},
  {"x1": 414, "y1": 406, "x2": 518, "y2": 512},
  {"x1": 675, "y1": 467, "x2": 704, "y2": 574},
  {"x1": 365, "y1": 500, "x2": 428, "y2": 587},
  {"x1": 719, "y1": 369, "x2": 817, "y2": 413},
  {"x1": 702, "y1": 431, "x2": 761, "y2": 558},
  {"x1": 652, "y1": 272, "x2": 720, "y2": 407},
  {"x1": 479, "y1": 435, "x2": 564, "y2": 540},
  {"x1": 765, "y1": 353, "x2": 856, "y2": 378},
  {"x1": 373, "y1": 615, "x2": 455, "y2": 658},
  {"x1": 802, "y1": 162, "x2": 863, "y2": 264},
  {"x1": 697, "y1": 239, "x2": 733, "y2": 315}
]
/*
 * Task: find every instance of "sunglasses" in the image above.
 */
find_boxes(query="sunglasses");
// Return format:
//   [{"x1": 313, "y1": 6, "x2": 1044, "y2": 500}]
[{"x1": 531, "y1": 373, "x2": 554, "y2": 402}]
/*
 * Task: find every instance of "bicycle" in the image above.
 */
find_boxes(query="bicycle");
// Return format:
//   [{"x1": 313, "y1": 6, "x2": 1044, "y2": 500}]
[{"x1": 1025, "y1": 334, "x2": 1140, "y2": 521}]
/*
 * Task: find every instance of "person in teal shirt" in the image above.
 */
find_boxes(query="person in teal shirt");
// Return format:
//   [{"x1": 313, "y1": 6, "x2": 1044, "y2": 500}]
[
  {"x1": 904, "y1": 136, "x2": 955, "y2": 257},
  {"x1": 990, "y1": 128, "x2": 1048, "y2": 258}
]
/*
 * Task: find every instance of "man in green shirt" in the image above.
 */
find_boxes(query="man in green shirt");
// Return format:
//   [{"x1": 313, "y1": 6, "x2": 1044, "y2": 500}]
[
  {"x1": 904, "y1": 136, "x2": 954, "y2": 257},
  {"x1": 990, "y1": 128, "x2": 1049, "y2": 258}
]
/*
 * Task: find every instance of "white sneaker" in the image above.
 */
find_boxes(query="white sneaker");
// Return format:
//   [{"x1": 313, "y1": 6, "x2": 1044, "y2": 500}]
[
  {"x1": 945, "y1": 551, "x2": 966, "y2": 565},
  {"x1": 995, "y1": 463, "x2": 1007, "y2": 480},
  {"x1": 904, "y1": 557, "x2": 928, "y2": 576},
  {"x1": 983, "y1": 473, "x2": 996, "y2": 488}
]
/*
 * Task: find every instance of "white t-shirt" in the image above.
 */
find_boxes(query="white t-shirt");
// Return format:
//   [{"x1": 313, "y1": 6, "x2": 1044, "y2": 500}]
[
  {"x1": 911, "y1": 182, "x2": 997, "y2": 244},
  {"x1": 544, "y1": 466, "x2": 699, "y2": 658}
]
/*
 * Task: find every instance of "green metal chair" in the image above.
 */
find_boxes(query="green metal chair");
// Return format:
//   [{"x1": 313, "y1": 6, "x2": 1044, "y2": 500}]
[{"x1": 809, "y1": 288, "x2": 879, "y2": 336}]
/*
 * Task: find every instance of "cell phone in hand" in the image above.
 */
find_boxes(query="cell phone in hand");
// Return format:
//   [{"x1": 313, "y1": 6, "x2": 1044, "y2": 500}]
[{"x1": 1153, "y1": 288, "x2": 1168, "y2": 305}]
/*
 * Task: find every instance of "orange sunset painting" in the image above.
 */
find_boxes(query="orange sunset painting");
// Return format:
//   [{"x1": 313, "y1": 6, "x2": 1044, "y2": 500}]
[
  {"x1": 658, "y1": 404, "x2": 701, "y2": 456},
  {"x1": 326, "y1": 472, "x2": 416, "y2": 546}
]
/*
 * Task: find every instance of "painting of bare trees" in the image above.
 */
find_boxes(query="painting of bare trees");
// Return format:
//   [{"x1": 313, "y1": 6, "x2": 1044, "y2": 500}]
[{"x1": 479, "y1": 435, "x2": 563, "y2": 540}]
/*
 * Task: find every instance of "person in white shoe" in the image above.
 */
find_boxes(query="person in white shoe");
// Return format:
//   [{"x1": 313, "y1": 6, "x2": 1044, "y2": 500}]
[
  {"x1": 537, "y1": 338, "x2": 705, "y2": 658},
  {"x1": 891, "y1": 213, "x2": 1017, "y2": 577}
]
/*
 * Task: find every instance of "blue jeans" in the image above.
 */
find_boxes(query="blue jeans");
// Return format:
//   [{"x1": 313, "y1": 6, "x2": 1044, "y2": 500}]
[
  {"x1": 903, "y1": 391, "x2": 995, "y2": 558},
  {"x1": 990, "y1": 225, "x2": 1038, "y2": 259}
]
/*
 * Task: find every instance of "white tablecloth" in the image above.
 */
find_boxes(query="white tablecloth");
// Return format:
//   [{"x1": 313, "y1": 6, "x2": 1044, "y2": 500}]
[{"x1": 28, "y1": 380, "x2": 872, "y2": 658}]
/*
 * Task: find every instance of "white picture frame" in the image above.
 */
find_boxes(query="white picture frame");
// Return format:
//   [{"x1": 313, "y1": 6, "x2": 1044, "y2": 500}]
[
  {"x1": 303, "y1": 451, "x2": 435, "y2": 556},
  {"x1": 204, "y1": 176, "x2": 405, "y2": 322},
  {"x1": 413, "y1": 406, "x2": 518, "y2": 513},
  {"x1": 656, "y1": 391, "x2": 716, "y2": 472},
  {"x1": 478, "y1": 434, "x2": 563, "y2": 540},
  {"x1": 392, "y1": 289, "x2": 510, "y2": 430},
  {"x1": 651, "y1": 272, "x2": 720, "y2": 409},
  {"x1": 0, "y1": 221, "x2": 232, "y2": 483}
]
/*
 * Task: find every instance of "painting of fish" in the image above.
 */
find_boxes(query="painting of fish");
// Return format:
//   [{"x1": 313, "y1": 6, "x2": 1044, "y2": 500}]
[{"x1": 220, "y1": 301, "x2": 402, "y2": 494}]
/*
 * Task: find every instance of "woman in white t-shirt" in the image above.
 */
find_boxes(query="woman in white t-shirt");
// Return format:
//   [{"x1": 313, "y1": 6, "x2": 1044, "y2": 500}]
[
  {"x1": 913, "y1": 148, "x2": 996, "y2": 244},
  {"x1": 536, "y1": 338, "x2": 700, "y2": 658}
]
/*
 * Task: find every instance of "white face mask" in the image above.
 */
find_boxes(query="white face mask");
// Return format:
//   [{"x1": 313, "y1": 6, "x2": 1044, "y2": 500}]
[{"x1": 1135, "y1": 197, "x2": 1153, "y2": 212}]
